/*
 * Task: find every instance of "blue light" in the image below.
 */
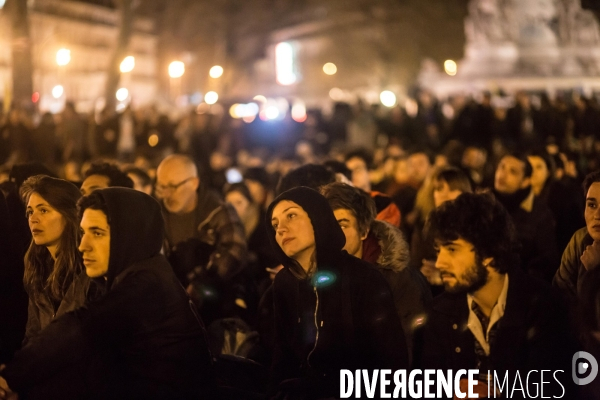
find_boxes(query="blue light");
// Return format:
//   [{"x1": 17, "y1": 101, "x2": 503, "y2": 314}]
[{"x1": 312, "y1": 271, "x2": 336, "y2": 288}]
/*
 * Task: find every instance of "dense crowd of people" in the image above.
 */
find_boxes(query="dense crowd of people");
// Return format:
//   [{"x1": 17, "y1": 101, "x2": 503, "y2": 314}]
[{"x1": 0, "y1": 88, "x2": 600, "y2": 399}]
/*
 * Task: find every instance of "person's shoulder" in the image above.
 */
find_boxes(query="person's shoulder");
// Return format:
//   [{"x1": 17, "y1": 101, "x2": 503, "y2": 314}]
[
  {"x1": 572, "y1": 226, "x2": 591, "y2": 244},
  {"x1": 508, "y1": 270, "x2": 562, "y2": 306}
]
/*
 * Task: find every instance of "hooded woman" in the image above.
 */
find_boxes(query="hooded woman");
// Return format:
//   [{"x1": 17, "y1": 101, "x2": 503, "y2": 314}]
[
  {"x1": 0, "y1": 188, "x2": 214, "y2": 399},
  {"x1": 267, "y1": 186, "x2": 408, "y2": 399}
]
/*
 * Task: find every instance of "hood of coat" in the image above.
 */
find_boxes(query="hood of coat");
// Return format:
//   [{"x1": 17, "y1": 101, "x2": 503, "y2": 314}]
[
  {"x1": 370, "y1": 219, "x2": 410, "y2": 272},
  {"x1": 266, "y1": 186, "x2": 346, "y2": 278},
  {"x1": 92, "y1": 188, "x2": 164, "y2": 288}
]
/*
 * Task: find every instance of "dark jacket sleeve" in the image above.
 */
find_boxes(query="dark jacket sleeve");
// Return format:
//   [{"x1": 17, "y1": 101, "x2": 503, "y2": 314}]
[
  {"x1": 23, "y1": 299, "x2": 41, "y2": 344},
  {"x1": 3, "y1": 271, "x2": 165, "y2": 392},
  {"x1": 202, "y1": 203, "x2": 247, "y2": 282},
  {"x1": 355, "y1": 266, "x2": 409, "y2": 370},
  {"x1": 530, "y1": 207, "x2": 560, "y2": 281}
]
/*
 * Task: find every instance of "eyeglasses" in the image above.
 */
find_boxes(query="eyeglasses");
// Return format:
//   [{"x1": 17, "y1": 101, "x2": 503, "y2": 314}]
[{"x1": 155, "y1": 177, "x2": 195, "y2": 196}]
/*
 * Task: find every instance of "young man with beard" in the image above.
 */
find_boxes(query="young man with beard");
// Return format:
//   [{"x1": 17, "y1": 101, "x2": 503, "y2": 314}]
[{"x1": 418, "y1": 193, "x2": 575, "y2": 399}]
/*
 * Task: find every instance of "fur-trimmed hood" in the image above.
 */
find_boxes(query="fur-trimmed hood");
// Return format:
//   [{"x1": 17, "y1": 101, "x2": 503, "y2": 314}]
[{"x1": 366, "y1": 220, "x2": 410, "y2": 272}]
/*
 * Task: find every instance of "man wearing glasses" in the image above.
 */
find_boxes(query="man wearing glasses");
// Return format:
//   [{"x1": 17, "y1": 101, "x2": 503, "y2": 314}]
[{"x1": 156, "y1": 154, "x2": 247, "y2": 324}]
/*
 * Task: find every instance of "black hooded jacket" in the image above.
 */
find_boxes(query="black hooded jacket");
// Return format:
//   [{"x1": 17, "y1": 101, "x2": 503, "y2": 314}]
[
  {"x1": 2, "y1": 188, "x2": 214, "y2": 399},
  {"x1": 267, "y1": 187, "x2": 408, "y2": 399}
]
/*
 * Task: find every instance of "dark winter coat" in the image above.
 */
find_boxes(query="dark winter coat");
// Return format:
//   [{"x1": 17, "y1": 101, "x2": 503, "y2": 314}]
[
  {"x1": 553, "y1": 227, "x2": 592, "y2": 302},
  {"x1": 267, "y1": 187, "x2": 408, "y2": 399},
  {"x1": 418, "y1": 269, "x2": 576, "y2": 398},
  {"x1": 24, "y1": 271, "x2": 89, "y2": 342},
  {"x1": 362, "y1": 220, "x2": 431, "y2": 363},
  {"x1": 2, "y1": 188, "x2": 215, "y2": 399}
]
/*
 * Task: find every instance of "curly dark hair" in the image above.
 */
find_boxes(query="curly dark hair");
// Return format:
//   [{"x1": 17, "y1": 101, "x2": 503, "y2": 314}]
[
  {"x1": 320, "y1": 182, "x2": 376, "y2": 236},
  {"x1": 425, "y1": 192, "x2": 520, "y2": 274},
  {"x1": 583, "y1": 170, "x2": 600, "y2": 197},
  {"x1": 84, "y1": 162, "x2": 133, "y2": 189}
]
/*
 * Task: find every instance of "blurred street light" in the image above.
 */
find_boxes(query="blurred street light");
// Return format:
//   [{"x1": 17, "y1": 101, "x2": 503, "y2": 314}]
[
  {"x1": 52, "y1": 85, "x2": 64, "y2": 98},
  {"x1": 444, "y1": 60, "x2": 457, "y2": 76},
  {"x1": 56, "y1": 48, "x2": 71, "y2": 66},
  {"x1": 120, "y1": 56, "x2": 135, "y2": 73},
  {"x1": 168, "y1": 61, "x2": 185, "y2": 78},
  {"x1": 323, "y1": 63, "x2": 337, "y2": 75},
  {"x1": 380, "y1": 91, "x2": 397, "y2": 107},
  {"x1": 116, "y1": 88, "x2": 129, "y2": 101},
  {"x1": 204, "y1": 91, "x2": 218, "y2": 105},
  {"x1": 209, "y1": 65, "x2": 224, "y2": 78},
  {"x1": 275, "y1": 42, "x2": 296, "y2": 85}
]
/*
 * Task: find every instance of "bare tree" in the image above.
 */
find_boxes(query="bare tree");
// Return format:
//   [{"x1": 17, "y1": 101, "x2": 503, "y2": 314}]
[
  {"x1": 6, "y1": 0, "x2": 34, "y2": 108},
  {"x1": 104, "y1": 0, "x2": 135, "y2": 111}
]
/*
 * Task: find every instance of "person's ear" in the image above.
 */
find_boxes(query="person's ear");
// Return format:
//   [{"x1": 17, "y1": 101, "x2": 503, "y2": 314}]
[
  {"x1": 360, "y1": 226, "x2": 370, "y2": 241},
  {"x1": 483, "y1": 257, "x2": 494, "y2": 269}
]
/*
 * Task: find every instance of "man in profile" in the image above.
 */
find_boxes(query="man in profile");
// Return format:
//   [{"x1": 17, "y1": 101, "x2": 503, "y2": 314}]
[
  {"x1": 0, "y1": 188, "x2": 214, "y2": 399},
  {"x1": 419, "y1": 192, "x2": 574, "y2": 398}
]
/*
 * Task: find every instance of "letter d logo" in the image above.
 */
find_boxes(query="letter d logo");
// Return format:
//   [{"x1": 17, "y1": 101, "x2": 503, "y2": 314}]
[{"x1": 572, "y1": 351, "x2": 599, "y2": 385}]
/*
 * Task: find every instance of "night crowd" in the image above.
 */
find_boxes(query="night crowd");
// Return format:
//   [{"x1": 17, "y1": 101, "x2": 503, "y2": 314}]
[{"x1": 1, "y1": 88, "x2": 600, "y2": 399}]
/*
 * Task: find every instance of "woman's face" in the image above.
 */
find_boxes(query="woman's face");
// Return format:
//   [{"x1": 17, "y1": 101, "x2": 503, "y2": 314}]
[
  {"x1": 528, "y1": 156, "x2": 550, "y2": 190},
  {"x1": 226, "y1": 191, "x2": 252, "y2": 221},
  {"x1": 270, "y1": 200, "x2": 316, "y2": 264},
  {"x1": 433, "y1": 179, "x2": 463, "y2": 208},
  {"x1": 26, "y1": 192, "x2": 66, "y2": 250}
]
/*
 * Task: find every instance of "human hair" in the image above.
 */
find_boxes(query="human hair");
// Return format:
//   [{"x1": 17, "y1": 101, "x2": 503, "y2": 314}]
[
  {"x1": 320, "y1": 182, "x2": 376, "y2": 236},
  {"x1": 20, "y1": 175, "x2": 82, "y2": 304},
  {"x1": 408, "y1": 147, "x2": 435, "y2": 166},
  {"x1": 277, "y1": 164, "x2": 336, "y2": 195},
  {"x1": 527, "y1": 149, "x2": 556, "y2": 181},
  {"x1": 583, "y1": 170, "x2": 600, "y2": 197},
  {"x1": 500, "y1": 152, "x2": 533, "y2": 178},
  {"x1": 243, "y1": 167, "x2": 270, "y2": 188},
  {"x1": 84, "y1": 162, "x2": 134, "y2": 188},
  {"x1": 426, "y1": 192, "x2": 519, "y2": 274},
  {"x1": 224, "y1": 182, "x2": 254, "y2": 205},
  {"x1": 123, "y1": 166, "x2": 152, "y2": 187},
  {"x1": 78, "y1": 191, "x2": 110, "y2": 222},
  {"x1": 323, "y1": 160, "x2": 352, "y2": 181},
  {"x1": 345, "y1": 149, "x2": 373, "y2": 169},
  {"x1": 433, "y1": 167, "x2": 473, "y2": 193}
]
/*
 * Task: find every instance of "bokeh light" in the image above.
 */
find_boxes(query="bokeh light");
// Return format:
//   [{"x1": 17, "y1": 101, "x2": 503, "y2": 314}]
[
  {"x1": 209, "y1": 65, "x2": 224, "y2": 78},
  {"x1": 168, "y1": 61, "x2": 185, "y2": 78},
  {"x1": 56, "y1": 48, "x2": 71, "y2": 66},
  {"x1": 116, "y1": 88, "x2": 129, "y2": 101},
  {"x1": 120, "y1": 56, "x2": 135, "y2": 73},
  {"x1": 52, "y1": 85, "x2": 64, "y2": 99},
  {"x1": 380, "y1": 90, "x2": 397, "y2": 107},
  {"x1": 444, "y1": 59, "x2": 457, "y2": 76},
  {"x1": 323, "y1": 62, "x2": 337, "y2": 75},
  {"x1": 204, "y1": 91, "x2": 219, "y2": 105}
]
